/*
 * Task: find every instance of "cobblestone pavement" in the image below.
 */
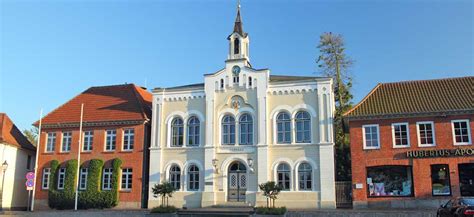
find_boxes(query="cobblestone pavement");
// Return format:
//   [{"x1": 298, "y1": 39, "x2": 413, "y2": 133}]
[{"x1": 0, "y1": 209, "x2": 437, "y2": 217}]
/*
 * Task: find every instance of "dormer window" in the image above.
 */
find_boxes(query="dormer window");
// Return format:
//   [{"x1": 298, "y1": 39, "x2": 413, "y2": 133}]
[{"x1": 234, "y1": 38, "x2": 240, "y2": 54}]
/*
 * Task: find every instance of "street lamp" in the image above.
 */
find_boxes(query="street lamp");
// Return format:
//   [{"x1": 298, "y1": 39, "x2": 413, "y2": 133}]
[
  {"x1": 247, "y1": 158, "x2": 254, "y2": 173},
  {"x1": 212, "y1": 159, "x2": 219, "y2": 174},
  {"x1": 2, "y1": 161, "x2": 8, "y2": 172}
]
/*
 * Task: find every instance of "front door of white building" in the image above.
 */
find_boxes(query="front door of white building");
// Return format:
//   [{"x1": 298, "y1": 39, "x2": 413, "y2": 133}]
[{"x1": 228, "y1": 162, "x2": 247, "y2": 202}]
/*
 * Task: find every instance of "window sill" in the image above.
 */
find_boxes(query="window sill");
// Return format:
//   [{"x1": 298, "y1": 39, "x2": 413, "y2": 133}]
[
  {"x1": 102, "y1": 151, "x2": 116, "y2": 154},
  {"x1": 363, "y1": 147, "x2": 380, "y2": 150},
  {"x1": 42, "y1": 152, "x2": 55, "y2": 155},
  {"x1": 393, "y1": 145, "x2": 410, "y2": 149},
  {"x1": 119, "y1": 190, "x2": 132, "y2": 193},
  {"x1": 58, "y1": 152, "x2": 71, "y2": 155},
  {"x1": 418, "y1": 144, "x2": 436, "y2": 148},
  {"x1": 81, "y1": 151, "x2": 93, "y2": 154},
  {"x1": 120, "y1": 150, "x2": 134, "y2": 153},
  {"x1": 454, "y1": 143, "x2": 472, "y2": 146}
]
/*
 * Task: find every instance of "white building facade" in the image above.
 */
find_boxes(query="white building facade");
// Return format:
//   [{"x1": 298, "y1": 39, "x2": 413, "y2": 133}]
[{"x1": 148, "y1": 5, "x2": 336, "y2": 209}]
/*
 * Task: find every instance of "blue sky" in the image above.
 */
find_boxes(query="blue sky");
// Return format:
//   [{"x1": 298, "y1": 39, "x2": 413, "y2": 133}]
[{"x1": 1, "y1": 0, "x2": 472, "y2": 131}]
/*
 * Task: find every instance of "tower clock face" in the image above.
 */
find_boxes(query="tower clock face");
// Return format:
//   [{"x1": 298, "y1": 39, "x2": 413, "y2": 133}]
[{"x1": 232, "y1": 65, "x2": 241, "y2": 75}]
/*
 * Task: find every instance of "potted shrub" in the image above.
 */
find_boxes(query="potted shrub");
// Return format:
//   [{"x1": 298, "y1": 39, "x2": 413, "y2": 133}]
[
  {"x1": 254, "y1": 181, "x2": 287, "y2": 217},
  {"x1": 149, "y1": 182, "x2": 178, "y2": 217}
]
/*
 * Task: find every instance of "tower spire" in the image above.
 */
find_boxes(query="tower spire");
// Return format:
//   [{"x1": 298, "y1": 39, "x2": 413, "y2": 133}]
[{"x1": 232, "y1": 0, "x2": 247, "y2": 37}]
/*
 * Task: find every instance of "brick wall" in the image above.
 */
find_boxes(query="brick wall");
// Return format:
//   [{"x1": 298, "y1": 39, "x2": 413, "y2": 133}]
[
  {"x1": 34, "y1": 123, "x2": 148, "y2": 208},
  {"x1": 350, "y1": 114, "x2": 474, "y2": 205}
]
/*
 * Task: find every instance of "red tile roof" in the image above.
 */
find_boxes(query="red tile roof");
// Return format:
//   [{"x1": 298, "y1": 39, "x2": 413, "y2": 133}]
[
  {"x1": 35, "y1": 84, "x2": 152, "y2": 128},
  {"x1": 0, "y1": 113, "x2": 36, "y2": 151},
  {"x1": 344, "y1": 76, "x2": 474, "y2": 119}
]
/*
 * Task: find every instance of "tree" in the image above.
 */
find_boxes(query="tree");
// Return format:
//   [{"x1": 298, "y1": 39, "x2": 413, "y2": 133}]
[
  {"x1": 152, "y1": 182, "x2": 175, "y2": 207},
  {"x1": 316, "y1": 32, "x2": 354, "y2": 181},
  {"x1": 259, "y1": 181, "x2": 282, "y2": 208},
  {"x1": 23, "y1": 127, "x2": 38, "y2": 146}
]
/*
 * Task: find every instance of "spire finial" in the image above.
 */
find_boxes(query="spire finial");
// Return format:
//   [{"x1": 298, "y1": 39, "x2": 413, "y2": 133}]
[{"x1": 238, "y1": 0, "x2": 241, "y2": 9}]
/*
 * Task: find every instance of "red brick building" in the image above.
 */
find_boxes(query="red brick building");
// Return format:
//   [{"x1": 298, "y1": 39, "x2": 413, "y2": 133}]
[
  {"x1": 344, "y1": 77, "x2": 474, "y2": 209},
  {"x1": 33, "y1": 84, "x2": 152, "y2": 209}
]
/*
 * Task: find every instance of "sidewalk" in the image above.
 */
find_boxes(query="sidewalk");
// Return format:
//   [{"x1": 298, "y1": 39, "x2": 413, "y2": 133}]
[{"x1": 288, "y1": 209, "x2": 436, "y2": 217}]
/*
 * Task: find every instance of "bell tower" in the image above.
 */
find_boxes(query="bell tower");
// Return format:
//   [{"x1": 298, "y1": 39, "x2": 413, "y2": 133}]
[{"x1": 227, "y1": 1, "x2": 250, "y2": 66}]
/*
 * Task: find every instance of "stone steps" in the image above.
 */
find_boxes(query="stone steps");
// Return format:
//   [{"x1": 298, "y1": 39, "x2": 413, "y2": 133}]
[{"x1": 178, "y1": 207, "x2": 254, "y2": 217}]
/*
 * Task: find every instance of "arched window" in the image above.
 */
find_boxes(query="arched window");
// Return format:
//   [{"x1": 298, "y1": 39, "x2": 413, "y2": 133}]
[
  {"x1": 187, "y1": 117, "x2": 200, "y2": 146},
  {"x1": 295, "y1": 111, "x2": 311, "y2": 143},
  {"x1": 188, "y1": 165, "x2": 200, "y2": 191},
  {"x1": 239, "y1": 114, "x2": 253, "y2": 145},
  {"x1": 169, "y1": 165, "x2": 181, "y2": 190},
  {"x1": 277, "y1": 163, "x2": 291, "y2": 191},
  {"x1": 171, "y1": 117, "x2": 184, "y2": 147},
  {"x1": 276, "y1": 112, "x2": 292, "y2": 144},
  {"x1": 298, "y1": 163, "x2": 312, "y2": 190},
  {"x1": 248, "y1": 76, "x2": 252, "y2": 87},
  {"x1": 234, "y1": 38, "x2": 240, "y2": 54},
  {"x1": 222, "y1": 115, "x2": 236, "y2": 145},
  {"x1": 220, "y1": 79, "x2": 224, "y2": 89}
]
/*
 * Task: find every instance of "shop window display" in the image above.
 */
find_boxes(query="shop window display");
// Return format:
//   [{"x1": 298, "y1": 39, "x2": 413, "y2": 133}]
[{"x1": 367, "y1": 166, "x2": 413, "y2": 197}]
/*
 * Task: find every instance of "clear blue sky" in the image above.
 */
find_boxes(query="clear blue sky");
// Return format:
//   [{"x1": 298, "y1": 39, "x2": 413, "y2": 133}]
[{"x1": 1, "y1": 0, "x2": 472, "y2": 131}]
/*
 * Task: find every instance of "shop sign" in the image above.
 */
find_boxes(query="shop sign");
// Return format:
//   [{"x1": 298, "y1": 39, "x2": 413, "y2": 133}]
[{"x1": 406, "y1": 148, "x2": 474, "y2": 158}]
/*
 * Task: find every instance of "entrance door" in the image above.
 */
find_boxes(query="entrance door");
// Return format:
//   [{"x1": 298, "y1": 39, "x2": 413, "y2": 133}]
[
  {"x1": 459, "y1": 163, "x2": 474, "y2": 196},
  {"x1": 228, "y1": 162, "x2": 247, "y2": 202}
]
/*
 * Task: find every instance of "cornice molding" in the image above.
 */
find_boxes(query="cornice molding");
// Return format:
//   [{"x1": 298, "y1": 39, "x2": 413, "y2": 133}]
[{"x1": 41, "y1": 119, "x2": 147, "y2": 129}]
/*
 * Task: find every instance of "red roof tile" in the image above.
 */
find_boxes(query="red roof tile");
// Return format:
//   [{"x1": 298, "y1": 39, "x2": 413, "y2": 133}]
[
  {"x1": 35, "y1": 84, "x2": 152, "y2": 127},
  {"x1": 0, "y1": 113, "x2": 36, "y2": 151},
  {"x1": 344, "y1": 76, "x2": 474, "y2": 119}
]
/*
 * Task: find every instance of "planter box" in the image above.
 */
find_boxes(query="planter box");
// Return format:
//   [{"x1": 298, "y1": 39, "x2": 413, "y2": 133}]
[
  {"x1": 253, "y1": 212, "x2": 287, "y2": 217},
  {"x1": 147, "y1": 212, "x2": 178, "y2": 217}
]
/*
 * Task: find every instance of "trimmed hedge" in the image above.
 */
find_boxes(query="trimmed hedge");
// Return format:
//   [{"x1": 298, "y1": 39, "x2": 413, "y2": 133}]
[
  {"x1": 150, "y1": 206, "x2": 178, "y2": 213},
  {"x1": 48, "y1": 158, "x2": 122, "y2": 209}
]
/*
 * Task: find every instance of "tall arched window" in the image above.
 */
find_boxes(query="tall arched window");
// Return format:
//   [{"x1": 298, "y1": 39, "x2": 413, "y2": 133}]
[
  {"x1": 169, "y1": 165, "x2": 181, "y2": 190},
  {"x1": 295, "y1": 111, "x2": 311, "y2": 143},
  {"x1": 277, "y1": 163, "x2": 291, "y2": 191},
  {"x1": 220, "y1": 79, "x2": 224, "y2": 89},
  {"x1": 234, "y1": 38, "x2": 240, "y2": 54},
  {"x1": 239, "y1": 114, "x2": 253, "y2": 145},
  {"x1": 298, "y1": 163, "x2": 312, "y2": 191},
  {"x1": 276, "y1": 112, "x2": 292, "y2": 144},
  {"x1": 222, "y1": 115, "x2": 236, "y2": 145},
  {"x1": 188, "y1": 165, "x2": 200, "y2": 191},
  {"x1": 171, "y1": 117, "x2": 184, "y2": 147},
  {"x1": 187, "y1": 117, "x2": 200, "y2": 146},
  {"x1": 248, "y1": 76, "x2": 252, "y2": 87}
]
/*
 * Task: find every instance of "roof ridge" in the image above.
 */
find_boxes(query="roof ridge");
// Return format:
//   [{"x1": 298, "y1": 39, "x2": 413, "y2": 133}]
[
  {"x1": 33, "y1": 87, "x2": 90, "y2": 126},
  {"x1": 130, "y1": 84, "x2": 151, "y2": 120},
  {"x1": 380, "y1": 76, "x2": 473, "y2": 86},
  {"x1": 343, "y1": 83, "x2": 382, "y2": 116}
]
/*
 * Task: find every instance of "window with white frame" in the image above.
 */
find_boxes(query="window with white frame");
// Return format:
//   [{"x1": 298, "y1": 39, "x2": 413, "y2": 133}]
[
  {"x1": 79, "y1": 168, "x2": 88, "y2": 190},
  {"x1": 363, "y1": 125, "x2": 380, "y2": 149},
  {"x1": 61, "y1": 132, "x2": 72, "y2": 152},
  {"x1": 239, "y1": 114, "x2": 253, "y2": 145},
  {"x1": 276, "y1": 112, "x2": 292, "y2": 144},
  {"x1": 392, "y1": 123, "x2": 410, "y2": 148},
  {"x1": 295, "y1": 111, "x2": 311, "y2": 143},
  {"x1": 187, "y1": 117, "x2": 200, "y2": 146},
  {"x1": 57, "y1": 168, "x2": 66, "y2": 190},
  {"x1": 46, "y1": 132, "x2": 56, "y2": 152},
  {"x1": 83, "y1": 131, "x2": 93, "y2": 151},
  {"x1": 417, "y1": 122, "x2": 435, "y2": 146},
  {"x1": 105, "y1": 130, "x2": 116, "y2": 151},
  {"x1": 42, "y1": 168, "x2": 51, "y2": 189},
  {"x1": 169, "y1": 165, "x2": 181, "y2": 190},
  {"x1": 222, "y1": 115, "x2": 236, "y2": 145},
  {"x1": 277, "y1": 163, "x2": 291, "y2": 191},
  {"x1": 123, "y1": 128, "x2": 134, "y2": 151},
  {"x1": 452, "y1": 120, "x2": 471, "y2": 145},
  {"x1": 298, "y1": 163, "x2": 312, "y2": 191},
  {"x1": 102, "y1": 168, "x2": 113, "y2": 190},
  {"x1": 188, "y1": 165, "x2": 199, "y2": 191},
  {"x1": 121, "y1": 168, "x2": 133, "y2": 190},
  {"x1": 171, "y1": 118, "x2": 184, "y2": 147}
]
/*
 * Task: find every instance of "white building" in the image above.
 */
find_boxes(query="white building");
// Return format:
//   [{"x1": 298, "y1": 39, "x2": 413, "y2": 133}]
[
  {"x1": 148, "y1": 4, "x2": 336, "y2": 209},
  {"x1": 0, "y1": 113, "x2": 36, "y2": 210}
]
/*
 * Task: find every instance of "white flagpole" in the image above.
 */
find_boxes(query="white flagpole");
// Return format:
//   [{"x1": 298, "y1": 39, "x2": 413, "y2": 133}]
[
  {"x1": 74, "y1": 103, "x2": 84, "y2": 211},
  {"x1": 31, "y1": 109, "x2": 43, "y2": 212}
]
